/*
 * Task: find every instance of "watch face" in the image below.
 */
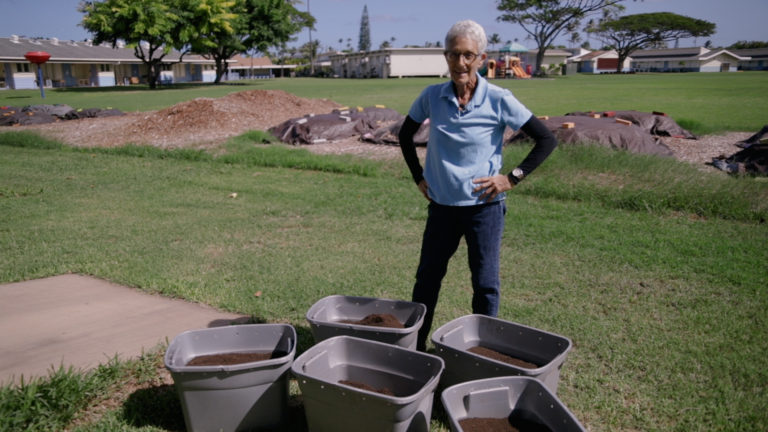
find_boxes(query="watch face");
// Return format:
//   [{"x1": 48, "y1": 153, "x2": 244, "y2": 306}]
[{"x1": 513, "y1": 168, "x2": 524, "y2": 179}]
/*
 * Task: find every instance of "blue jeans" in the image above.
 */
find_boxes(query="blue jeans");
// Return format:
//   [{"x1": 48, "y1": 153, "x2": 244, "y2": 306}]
[{"x1": 412, "y1": 200, "x2": 506, "y2": 351}]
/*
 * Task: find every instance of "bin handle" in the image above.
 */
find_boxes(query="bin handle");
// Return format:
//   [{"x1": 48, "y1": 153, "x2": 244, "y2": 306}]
[
  {"x1": 301, "y1": 349, "x2": 328, "y2": 372},
  {"x1": 439, "y1": 324, "x2": 464, "y2": 342}
]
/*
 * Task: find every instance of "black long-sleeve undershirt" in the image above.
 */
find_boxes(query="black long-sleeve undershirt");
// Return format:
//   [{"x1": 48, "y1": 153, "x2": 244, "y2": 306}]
[{"x1": 398, "y1": 114, "x2": 558, "y2": 185}]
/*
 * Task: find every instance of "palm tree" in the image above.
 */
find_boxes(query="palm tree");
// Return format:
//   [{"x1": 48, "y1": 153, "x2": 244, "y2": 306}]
[{"x1": 488, "y1": 33, "x2": 502, "y2": 50}]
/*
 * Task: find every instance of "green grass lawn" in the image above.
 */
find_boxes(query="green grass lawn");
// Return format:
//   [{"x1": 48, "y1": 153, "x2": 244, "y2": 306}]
[{"x1": 1, "y1": 74, "x2": 767, "y2": 431}]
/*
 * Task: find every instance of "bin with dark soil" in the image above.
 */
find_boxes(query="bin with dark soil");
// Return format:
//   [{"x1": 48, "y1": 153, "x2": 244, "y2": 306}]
[
  {"x1": 292, "y1": 335, "x2": 444, "y2": 431},
  {"x1": 306, "y1": 295, "x2": 425, "y2": 349},
  {"x1": 441, "y1": 377, "x2": 585, "y2": 432},
  {"x1": 165, "y1": 323, "x2": 296, "y2": 431},
  {"x1": 339, "y1": 313, "x2": 405, "y2": 328},
  {"x1": 468, "y1": 346, "x2": 539, "y2": 369},
  {"x1": 459, "y1": 411, "x2": 553, "y2": 432},
  {"x1": 431, "y1": 315, "x2": 572, "y2": 393},
  {"x1": 186, "y1": 349, "x2": 286, "y2": 366}
]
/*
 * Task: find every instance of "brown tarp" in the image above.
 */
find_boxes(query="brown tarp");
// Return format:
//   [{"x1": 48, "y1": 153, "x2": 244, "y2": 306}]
[
  {"x1": 361, "y1": 118, "x2": 431, "y2": 146},
  {"x1": 270, "y1": 106, "x2": 405, "y2": 145},
  {"x1": 269, "y1": 113, "x2": 375, "y2": 145},
  {"x1": 567, "y1": 110, "x2": 696, "y2": 139},
  {"x1": 512, "y1": 115, "x2": 675, "y2": 157}
]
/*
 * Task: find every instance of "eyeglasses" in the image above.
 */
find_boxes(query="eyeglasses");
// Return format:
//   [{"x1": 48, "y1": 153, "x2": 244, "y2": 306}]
[{"x1": 444, "y1": 51, "x2": 479, "y2": 63}]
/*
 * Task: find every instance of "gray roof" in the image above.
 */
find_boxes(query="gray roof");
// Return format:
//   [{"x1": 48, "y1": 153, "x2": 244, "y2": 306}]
[
  {"x1": 630, "y1": 47, "x2": 749, "y2": 61},
  {"x1": 630, "y1": 47, "x2": 706, "y2": 59},
  {"x1": 730, "y1": 48, "x2": 768, "y2": 59},
  {"x1": 0, "y1": 36, "x2": 212, "y2": 64}
]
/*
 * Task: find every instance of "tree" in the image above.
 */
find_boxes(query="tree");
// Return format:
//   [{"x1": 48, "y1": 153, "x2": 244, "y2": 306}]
[
  {"x1": 80, "y1": 0, "x2": 187, "y2": 89},
  {"x1": 496, "y1": 0, "x2": 625, "y2": 76},
  {"x1": 358, "y1": 5, "x2": 371, "y2": 52},
  {"x1": 588, "y1": 12, "x2": 715, "y2": 73},
  {"x1": 568, "y1": 32, "x2": 582, "y2": 49},
  {"x1": 488, "y1": 33, "x2": 502, "y2": 50},
  {"x1": 187, "y1": 0, "x2": 314, "y2": 83},
  {"x1": 729, "y1": 40, "x2": 768, "y2": 49}
]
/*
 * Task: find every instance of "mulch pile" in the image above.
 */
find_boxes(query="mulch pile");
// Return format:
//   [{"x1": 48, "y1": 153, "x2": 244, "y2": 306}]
[{"x1": 12, "y1": 89, "x2": 341, "y2": 149}]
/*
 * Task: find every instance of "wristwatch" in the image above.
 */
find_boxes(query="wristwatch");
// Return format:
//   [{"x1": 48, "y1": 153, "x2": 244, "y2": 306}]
[{"x1": 509, "y1": 167, "x2": 525, "y2": 184}]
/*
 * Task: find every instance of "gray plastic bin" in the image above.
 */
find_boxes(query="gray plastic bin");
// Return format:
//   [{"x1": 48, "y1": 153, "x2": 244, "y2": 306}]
[
  {"x1": 306, "y1": 295, "x2": 426, "y2": 349},
  {"x1": 441, "y1": 376, "x2": 585, "y2": 432},
  {"x1": 431, "y1": 315, "x2": 571, "y2": 393},
  {"x1": 292, "y1": 335, "x2": 444, "y2": 432},
  {"x1": 164, "y1": 323, "x2": 296, "y2": 432}
]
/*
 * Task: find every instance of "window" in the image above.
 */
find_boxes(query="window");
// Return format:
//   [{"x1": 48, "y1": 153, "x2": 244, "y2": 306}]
[
  {"x1": 16, "y1": 63, "x2": 30, "y2": 73},
  {"x1": 100, "y1": 64, "x2": 112, "y2": 72}
]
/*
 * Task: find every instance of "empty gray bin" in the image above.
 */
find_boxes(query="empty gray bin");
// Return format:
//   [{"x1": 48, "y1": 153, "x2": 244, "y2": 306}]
[
  {"x1": 291, "y1": 335, "x2": 444, "y2": 432},
  {"x1": 431, "y1": 314, "x2": 571, "y2": 393},
  {"x1": 306, "y1": 295, "x2": 426, "y2": 349},
  {"x1": 441, "y1": 376, "x2": 586, "y2": 432},
  {"x1": 164, "y1": 323, "x2": 296, "y2": 432}
]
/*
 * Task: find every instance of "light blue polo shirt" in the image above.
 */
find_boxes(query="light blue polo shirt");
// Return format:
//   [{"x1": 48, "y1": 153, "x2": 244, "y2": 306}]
[{"x1": 408, "y1": 74, "x2": 532, "y2": 206}]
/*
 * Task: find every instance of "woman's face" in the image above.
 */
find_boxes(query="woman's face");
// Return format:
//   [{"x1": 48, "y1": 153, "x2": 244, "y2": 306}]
[{"x1": 445, "y1": 36, "x2": 486, "y2": 87}]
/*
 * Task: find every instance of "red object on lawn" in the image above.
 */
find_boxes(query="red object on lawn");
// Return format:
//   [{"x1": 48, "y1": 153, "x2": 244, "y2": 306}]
[
  {"x1": 24, "y1": 51, "x2": 51, "y2": 99},
  {"x1": 24, "y1": 51, "x2": 51, "y2": 64}
]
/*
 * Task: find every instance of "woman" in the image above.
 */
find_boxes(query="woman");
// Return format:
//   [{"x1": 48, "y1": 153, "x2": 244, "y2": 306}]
[{"x1": 399, "y1": 20, "x2": 558, "y2": 351}]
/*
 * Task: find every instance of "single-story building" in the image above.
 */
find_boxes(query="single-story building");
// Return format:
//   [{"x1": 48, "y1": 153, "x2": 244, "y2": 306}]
[
  {"x1": 730, "y1": 48, "x2": 768, "y2": 71},
  {"x1": 630, "y1": 47, "x2": 750, "y2": 72},
  {"x1": 227, "y1": 54, "x2": 296, "y2": 79},
  {"x1": 330, "y1": 48, "x2": 447, "y2": 78},
  {"x1": 0, "y1": 35, "x2": 218, "y2": 90},
  {"x1": 568, "y1": 50, "x2": 632, "y2": 73}
]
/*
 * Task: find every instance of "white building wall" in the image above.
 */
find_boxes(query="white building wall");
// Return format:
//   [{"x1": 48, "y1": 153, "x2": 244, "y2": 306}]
[
  {"x1": 388, "y1": 52, "x2": 447, "y2": 78},
  {"x1": 97, "y1": 71, "x2": 115, "y2": 87}
]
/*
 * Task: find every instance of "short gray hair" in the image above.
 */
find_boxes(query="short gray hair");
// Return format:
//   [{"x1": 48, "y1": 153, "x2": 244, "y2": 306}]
[{"x1": 445, "y1": 20, "x2": 487, "y2": 53}]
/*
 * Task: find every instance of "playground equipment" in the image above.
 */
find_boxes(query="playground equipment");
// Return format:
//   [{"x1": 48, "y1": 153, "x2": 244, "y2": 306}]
[{"x1": 24, "y1": 51, "x2": 50, "y2": 98}]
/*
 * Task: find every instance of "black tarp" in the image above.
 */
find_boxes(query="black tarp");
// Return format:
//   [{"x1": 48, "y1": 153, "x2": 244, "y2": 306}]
[
  {"x1": 709, "y1": 125, "x2": 768, "y2": 175},
  {"x1": 1, "y1": 104, "x2": 124, "y2": 126}
]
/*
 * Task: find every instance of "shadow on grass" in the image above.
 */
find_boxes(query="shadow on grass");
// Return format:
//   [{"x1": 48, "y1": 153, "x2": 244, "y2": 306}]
[
  {"x1": 122, "y1": 381, "x2": 309, "y2": 431},
  {"x1": 123, "y1": 384, "x2": 186, "y2": 431}
]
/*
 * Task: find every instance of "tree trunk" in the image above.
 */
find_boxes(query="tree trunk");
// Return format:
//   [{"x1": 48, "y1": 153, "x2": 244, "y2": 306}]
[
  {"x1": 214, "y1": 57, "x2": 227, "y2": 84},
  {"x1": 147, "y1": 63, "x2": 159, "y2": 89},
  {"x1": 615, "y1": 53, "x2": 628, "y2": 73},
  {"x1": 535, "y1": 50, "x2": 546, "y2": 76}
]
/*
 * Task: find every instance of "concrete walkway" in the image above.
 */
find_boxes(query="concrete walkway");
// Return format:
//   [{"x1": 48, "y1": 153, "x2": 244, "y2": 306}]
[{"x1": 0, "y1": 274, "x2": 246, "y2": 385}]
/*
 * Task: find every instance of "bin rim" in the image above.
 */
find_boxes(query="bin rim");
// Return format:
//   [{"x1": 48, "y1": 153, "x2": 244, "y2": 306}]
[
  {"x1": 291, "y1": 335, "x2": 444, "y2": 403},
  {"x1": 431, "y1": 314, "x2": 572, "y2": 372},
  {"x1": 165, "y1": 323, "x2": 296, "y2": 373},
  {"x1": 440, "y1": 376, "x2": 586, "y2": 431},
  {"x1": 306, "y1": 295, "x2": 427, "y2": 334}
]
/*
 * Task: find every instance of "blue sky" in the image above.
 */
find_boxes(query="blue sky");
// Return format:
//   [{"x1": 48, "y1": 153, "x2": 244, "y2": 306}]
[{"x1": 1, "y1": 0, "x2": 766, "y2": 51}]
